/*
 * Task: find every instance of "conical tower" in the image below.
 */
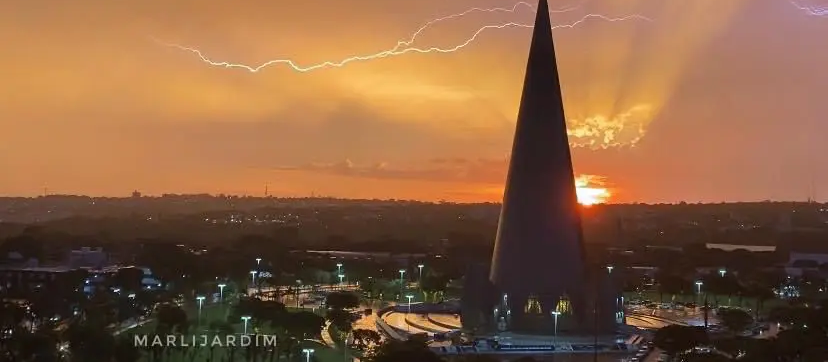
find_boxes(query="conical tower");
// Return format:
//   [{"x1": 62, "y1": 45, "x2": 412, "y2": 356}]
[{"x1": 488, "y1": 0, "x2": 589, "y2": 334}]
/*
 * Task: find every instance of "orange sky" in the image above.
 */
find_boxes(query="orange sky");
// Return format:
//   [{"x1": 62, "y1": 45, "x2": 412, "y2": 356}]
[{"x1": 1, "y1": 0, "x2": 827, "y2": 203}]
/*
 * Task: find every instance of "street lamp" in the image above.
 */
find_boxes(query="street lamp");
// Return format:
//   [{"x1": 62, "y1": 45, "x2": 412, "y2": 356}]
[
  {"x1": 336, "y1": 263, "x2": 343, "y2": 275},
  {"x1": 196, "y1": 296, "x2": 205, "y2": 324},
  {"x1": 718, "y1": 268, "x2": 726, "y2": 277},
  {"x1": 218, "y1": 283, "x2": 226, "y2": 303},
  {"x1": 417, "y1": 264, "x2": 424, "y2": 282},
  {"x1": 338, "y1": 274, "x2": 345, "y2": 289},
  {"x1": 695, "y1": 280, "x2": 703, "y2": 294},
  {"x1": 398, "y1": 269, "x2": 406, "y2": 298},
  {"x1": 255, "y1": 258, "x2": 262, "y2": 267},
  {"x1": 302, "y1": 348, "x2": 314, "y2": 362},
  {"x1": 551, "y1": 311, "x2": 561, "y2": 339},
  {"x1": 241, "y1": 316, "x2": 251, "y2": 334},
  {"x1": 295, "y1": 279, "x2": 302, "y2": 308},
  {"x1": 406, "y1": 295, "x2": 414, "y2": 313},
  {"x1": 606, "y1": 265, "x2": 614, "y2": 274},
  {"x1": 250, "y1": 271, "x2": 258, "y2": 289}
]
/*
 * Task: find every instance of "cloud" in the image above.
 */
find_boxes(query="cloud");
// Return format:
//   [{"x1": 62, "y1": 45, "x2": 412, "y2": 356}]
[
  {"x1": 277, "y1": 158, "x2": 505, "y2": 183},
  {"x1": 277, "y1": 157, "x2": 613, "y2": 189},
  {"x1": 567, "y1": 104, "x2": 653, "y2": 148}
]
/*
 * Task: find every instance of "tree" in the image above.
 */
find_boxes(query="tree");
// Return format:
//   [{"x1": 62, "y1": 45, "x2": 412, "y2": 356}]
[
  {"x1": 683, "y1": 352, "x2": 731, "y2": 362},
  {"x1": 351, "y1": 329, "x2": 382, "y2": 350},
  {"x1": 715, "y1": 337, "x2": 775, "y2": 362},
  {"x1": 4, "y1": 327, "x2": 61, "y2": 362},
  {"x1": 360, "y1": 278, "x2": 379, "y2": 299},
  {"x1": 0, "y1": 301, "x2": 26, "y2": 331},
  {"x1": 775, "y1": 328, "x2": 828, "y2": 360},
  {"x1": 155, "y1": 303, "x2": 188, "y2": 334},
  {"x1": 284, "y1": 311, "x2": 325, "y2": 339},
  {"x1": 718, "y1": 309, "x2": 753, "y2": 335},
  {"x1": 657, "y1": 274, "x2": 691, "y2": 303},
  {"x1": 367, "y1": 336, "x2": 442, "y2": 362},
  {"x1": 420, "y1": 274, "x2": 449, "y2": 303},
  {"x1": 113, "y1": 334, "x2": 142, "y2": 362},
  {"x1": 65, "y1": 321, "x2": 118, "y2": 362},
  {"x1": 113, "y1": 267, "x2": 145, "y2": 294},
  {"x1": 325, "y1": 292, "x2": 360, "y2": 310},
  {"x1": 653, "y1": 325, "x2": 709, "y2": 358},
  {"x1": 326, "y1": 309, "x2": 356, "y2": 334}
]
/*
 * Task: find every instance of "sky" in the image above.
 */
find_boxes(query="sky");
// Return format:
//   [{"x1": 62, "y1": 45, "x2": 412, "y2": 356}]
[{"x1": 1, "y1": 0, "x2": 827, "y2": 203}]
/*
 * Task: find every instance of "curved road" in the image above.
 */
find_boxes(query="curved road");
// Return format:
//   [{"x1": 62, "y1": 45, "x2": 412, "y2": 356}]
[{"x1": 382, "y1": 312, "x2": 433, "y2": 335}]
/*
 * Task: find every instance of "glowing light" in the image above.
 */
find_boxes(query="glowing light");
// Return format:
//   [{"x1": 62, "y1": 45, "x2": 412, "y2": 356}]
[
  {"x1": 155, "y1": 9, "x2": 652, "y2": 73},
  {"x1": 568, "y1": 105, "x2": 653, "y2": 149},
  {"x1": 789, "y1": 0, "x2": 828, "y2": 16},
  {"x1": 575, "y1": 174, "x2": 610, "y2": 205}
]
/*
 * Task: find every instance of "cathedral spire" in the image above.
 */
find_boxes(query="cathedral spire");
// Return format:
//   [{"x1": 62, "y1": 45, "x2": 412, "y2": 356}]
[{"x1": 488, "y1": 0, "x2": 586, "y2": 333}]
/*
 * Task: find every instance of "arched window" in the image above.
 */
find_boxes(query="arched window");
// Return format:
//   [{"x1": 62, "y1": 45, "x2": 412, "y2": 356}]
[
  {"x1": 556, "y1": 295, "x2": 572, "y2": 314},
  {"x1": 524, "y1": 294, "x2": 543, "y2": 314}
]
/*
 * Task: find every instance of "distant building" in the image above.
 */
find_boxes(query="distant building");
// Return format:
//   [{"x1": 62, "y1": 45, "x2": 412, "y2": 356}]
[
  {"x1": 297, "y1": 250, "x2": 426, "y2": 264},
  {"x1": 0, "y1": 265, "x2": 87, "y2": 314},
  {"x1": 68, "y1": 247, "x2": 108, "y2": 269},
  {"x1": 788, "y1": 252, "x2": 828, "y2": 265},
  {"x1": 705, "y1": 243, "x2": 777, "y2": 252}
]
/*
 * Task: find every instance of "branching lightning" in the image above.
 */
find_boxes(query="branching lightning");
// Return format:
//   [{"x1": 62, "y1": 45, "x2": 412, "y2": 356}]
[
  {"x1": 789, "y1": 0, "x2": 828, "y2": 16},
  {"x1": 154, "y1": 4, "x2": 652, "y2": 73}
]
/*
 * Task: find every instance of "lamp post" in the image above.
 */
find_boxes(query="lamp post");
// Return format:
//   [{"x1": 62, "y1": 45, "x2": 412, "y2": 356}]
[
  {"x1": 196, "y1": 296, "x2": 205, "y2": 325},
  {"x1": 250, "y1": 271, "x2": 257, "y2": 293},
  {"x1": 218, "y1": 283, "x2": 226, "y2": 303},
  {"x1": 241, "y1": 316, "x2": 251, "y2": 334},
  {"x1": 295, "y1": 279, "x2": 302, "y2": 308},
  {"x1": 718, "y1": 268, "x2": 726, "y2": 278},
  {"x1": 417, "y1": 264, "x2": 424, "y2": 283},
  {"x1": 695, "y1": 281, "x2": 703, "y2": 309},
  {"x1": 399, "y1": 269, "x2": 406, "y2": 297},
  {"x1": 255, "y1": 258, "x2": 262, "y2": 267},
  {"x1": 406, "y1": 295, "x2": 414, "y2": 313},
  {"x1": 336, "y1": 263, "x2": 343, "y2": 276},
  {"x1": 338, "y1": 274, "x2": 345, "y2": 290},
  {"x1": 552, "y1": 311, "x2": 561, "y2": 341},
  {"x1": 302, "y1": 348, "x2": 314, "y2": 362},
  {"x1": 606, "y1": 265, "x2": 614, "y2": 274}
]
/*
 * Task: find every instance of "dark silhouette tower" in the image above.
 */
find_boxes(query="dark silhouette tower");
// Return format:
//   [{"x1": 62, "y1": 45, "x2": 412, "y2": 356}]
[{"x1": 488, "y1": 0, "x2": 589, "y2": 334}]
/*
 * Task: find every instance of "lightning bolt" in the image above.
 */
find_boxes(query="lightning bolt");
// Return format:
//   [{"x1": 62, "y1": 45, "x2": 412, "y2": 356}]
[
  {"x1": 789, "y1": 0, "x2": 828, "y2": 15},
  {"x1": 154, "y1": 7, "x2": 652, "y2": 73}
]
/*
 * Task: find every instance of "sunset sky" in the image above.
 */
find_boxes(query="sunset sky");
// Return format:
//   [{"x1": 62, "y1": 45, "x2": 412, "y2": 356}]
[{"x1": 2, "y1": 0, "x2": 827, "y2": 203}]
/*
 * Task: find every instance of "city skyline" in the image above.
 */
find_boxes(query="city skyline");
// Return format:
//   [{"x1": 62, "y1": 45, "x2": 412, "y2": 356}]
[{"x1": 2, "y1": 0, "x2": 827, "y2": 203}]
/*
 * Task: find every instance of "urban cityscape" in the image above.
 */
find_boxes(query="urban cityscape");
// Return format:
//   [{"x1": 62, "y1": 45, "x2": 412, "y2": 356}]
[{"x1": 2, "y1": 0, "x2": 828, "y2": 361}]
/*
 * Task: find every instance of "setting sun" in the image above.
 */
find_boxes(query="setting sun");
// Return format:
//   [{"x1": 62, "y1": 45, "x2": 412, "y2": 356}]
[{"x1": 575, "y1": 175, "x2": 610, "y2": 205}]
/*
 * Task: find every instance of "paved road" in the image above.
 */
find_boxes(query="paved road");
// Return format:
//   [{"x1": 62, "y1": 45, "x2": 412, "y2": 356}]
[
  {"x1": 249, "y1": 283, "x2": 359, "y2": 297},
  {"x1": 416, "y1": 312, "x2": 680, "y2": 331},
  {"x1": 629, "y1": 306, "x2": 719, "y2": 327},
  {"x1": 382, "y1": 312, "x2": 433, "y2": 335},
  {"x1": 353, "y1": 312, "x2": 377, "y2": 332},
  {"x1": 626, "y1": 314, "x2": 685, "y2": 329},
  {"x1": 428, "y1": 314, "x2": 461, "y2": 329},
  {"x1": 405, "y1": 313, "x2": 453, "y2": 333}
]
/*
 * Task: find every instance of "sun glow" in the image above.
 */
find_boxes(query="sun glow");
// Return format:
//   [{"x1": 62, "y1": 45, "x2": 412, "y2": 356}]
[{"x1": 575, "y1": 175, "x2": 610, "y2": 205}]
